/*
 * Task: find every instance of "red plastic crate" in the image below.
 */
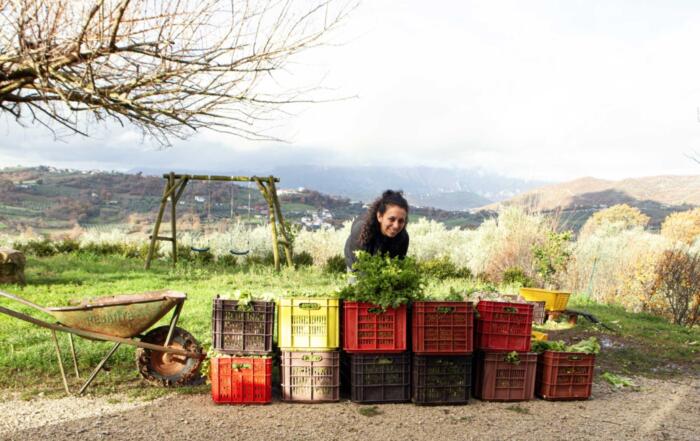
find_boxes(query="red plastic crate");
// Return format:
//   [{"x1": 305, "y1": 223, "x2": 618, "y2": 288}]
[
  {"x1": 210, "y1": 357, "x2": 272, "y2": 404},
  {"x1": 412, "y1": 301, "x2": 474, "y2": 355},
  {"x1": 343, "y1": 302, "x2": 407, "y2": 353},
  {"x1": 473, "y1": 351, "x2": 537, "y2": 401},
  {"x1": 537, "y1": 351, "x2": 595, "y2": 400},
  {"x1": 476, "y1": 301, "x2": 533, "y2": 352}
]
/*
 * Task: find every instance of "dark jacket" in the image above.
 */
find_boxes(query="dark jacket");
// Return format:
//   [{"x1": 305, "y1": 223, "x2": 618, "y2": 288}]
[{"x1": 344, "y1": 216, "x2": 409, "y2": 270}]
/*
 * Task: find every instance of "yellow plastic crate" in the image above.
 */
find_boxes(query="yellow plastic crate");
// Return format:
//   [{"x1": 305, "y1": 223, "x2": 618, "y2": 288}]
[
  {"x1": 278, "y1": 298, "x2": 339, "y2": 351},
  {"x1": 531, "y1": 330, "x2": 548, "y2": 341},
  {"x1": 519, "y1": 287, "x2": 570, "y2": 311}
]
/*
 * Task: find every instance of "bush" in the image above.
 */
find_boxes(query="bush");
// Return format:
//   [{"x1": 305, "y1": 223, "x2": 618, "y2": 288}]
[
  {"x1": 652, "y1": 249, "x2": 700, "y2": 327},
  {"x1": 13, "y1": 239, "x2": 57, "y2": 257},
  {"x1": 216, "y1": 253, "x2": 239, "y2": 267},
  {"x1": 323, "y1": 255, "x2": 347, "y2": 274},
  {"x1": 532, "y1": 231, "x2": 573, "y2": 289},
  {"x1": 55, "y1": 239, "x2": 81, "y2": 254},
  {"x1": 419, "y1": 256, "x2": 471, "y2": 279},
  {"x1": 502, "y1": 266, "x2": 532, "y2": 287},
  {"x1": 79, "y1": 242, "x2": 123, "y2": 256},
  {"x1": 293, "y1": 251, "x2": 314, "y2": 268}
]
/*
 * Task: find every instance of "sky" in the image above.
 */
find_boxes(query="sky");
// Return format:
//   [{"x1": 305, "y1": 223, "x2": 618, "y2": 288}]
[{"x1": 2, "y1": 0, "x2": 700, "y2": 181}]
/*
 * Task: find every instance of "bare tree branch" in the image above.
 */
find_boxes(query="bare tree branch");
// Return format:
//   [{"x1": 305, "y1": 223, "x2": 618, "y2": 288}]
[{"x1": 0, "y1": 0, "x2": 356, "y2": 145}]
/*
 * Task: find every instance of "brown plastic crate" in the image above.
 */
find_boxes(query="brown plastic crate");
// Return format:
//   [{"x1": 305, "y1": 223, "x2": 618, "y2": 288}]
[
  {"x1": 529, "y1": 301, "x2": 547, "y2": 325},
  {"x1": 537, "y1": 351, "x2": 595, "y2": 400},
  {"x1": 343, "y1": 353, "x2": 411, "y2": 403},
  {"x1": 212, "y1": 297, "x2": 274, "y2": 354},
  {"x1": 412, "y1": 355, "x2": 472, "y2": 405},
  {"x1": 281, "y1": 351, "x2": 340, "y2": 402},
  {"x1": 473, "y1": 351, "x2": 537, "y2": 401}
]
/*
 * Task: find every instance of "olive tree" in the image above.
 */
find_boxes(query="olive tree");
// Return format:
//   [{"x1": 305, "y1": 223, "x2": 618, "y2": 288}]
[{"x1": 0, "y1": 0, "x2": 353, "y2": 144}]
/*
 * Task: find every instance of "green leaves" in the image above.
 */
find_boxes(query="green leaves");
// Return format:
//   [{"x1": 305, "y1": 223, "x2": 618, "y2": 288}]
[
  {"x1": 340, "y1": 251, "x2": 425, "y2": 310},
  {"x1": 531, "y1": 231, "x2": 573, "y2": 289}
]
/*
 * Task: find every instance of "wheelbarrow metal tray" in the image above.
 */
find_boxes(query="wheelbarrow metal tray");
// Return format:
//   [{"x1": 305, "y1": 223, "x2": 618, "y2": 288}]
[{"x1": 46, "y1": 290, "x2": 186, "y2": 338}]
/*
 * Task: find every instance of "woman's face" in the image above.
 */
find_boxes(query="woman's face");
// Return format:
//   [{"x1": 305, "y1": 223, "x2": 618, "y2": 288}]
[{"x1": 376, "y1": 205, "x2": 407, "y2": 238}]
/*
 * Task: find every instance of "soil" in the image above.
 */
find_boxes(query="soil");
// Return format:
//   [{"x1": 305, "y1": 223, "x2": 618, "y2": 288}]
[{"x1": 1, "y1": 375, "x2": 698, "y2": 441}]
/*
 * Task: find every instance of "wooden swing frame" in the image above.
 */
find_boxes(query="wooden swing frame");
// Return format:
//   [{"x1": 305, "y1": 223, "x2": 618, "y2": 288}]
[{"x1": 144, "y1": 172, "x2": 293, "y2": 271}]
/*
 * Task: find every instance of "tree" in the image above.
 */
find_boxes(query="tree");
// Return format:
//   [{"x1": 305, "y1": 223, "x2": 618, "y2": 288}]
[
  {"x1": 0, "y1": 0, "x2": 353, "y2": 144},
  {"x1": 580, "y1": 204, "x2": 649, "y2": 236},
  {"x1": 660, "y1": 208, "x2": 700, "y2": 245}
]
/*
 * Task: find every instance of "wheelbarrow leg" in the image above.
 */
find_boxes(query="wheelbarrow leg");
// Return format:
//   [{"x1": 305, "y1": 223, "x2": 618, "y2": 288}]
[
  {"x1": 68, "y1": 333, "x2": 80, "y2": 379},
  {"x1": 50, "y1": 330, "x2": 70, "y2": 394},
  {"x1": 164, "y1": 302, "x2": 183, "y2": 347},
  {"x1": 78, "y1": 342, "x2": 120, "y2": 395}
]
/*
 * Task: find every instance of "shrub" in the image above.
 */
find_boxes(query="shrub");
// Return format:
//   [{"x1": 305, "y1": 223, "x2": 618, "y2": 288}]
[
  {"x1": 340, "y1": 251, "x2": 425, "y2": 309},
  {"x1": 55, "y1": 238, "x2": 81, "y2": 254},
  {"x1": 652, "y1": 249, "x2": 700, "y2": 327},
  {"x1": 419, "y1": 256, "x2": 471, "y2": 279},
  {"x1": 293, "y1": 251, "x2": 314, "y2": 268},
  {"x1": 13, "y1": 239, "x2": 57, "y2": 257},
  {"x1": 502, "y1": 266, "x2": 532, "y2": 287},
  {"x1": 79, "y1": 242, "x2": 123, "y2": 256},
  {"x1": 216, "y1": 253, "x2": 238, "y2": 267},
  {"x1": 532, "y1": 231, "x2": 572, "y2": 289},
  {"x1": 323, "y1": 255, "x2": 347, "y2": 274}
]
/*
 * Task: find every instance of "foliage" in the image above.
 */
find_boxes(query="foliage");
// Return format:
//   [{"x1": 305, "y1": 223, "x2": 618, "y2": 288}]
[
  {"x1": 13, "y1": 238, "x2": 57, "y2": 257},
  {"x1": 323, "y1": 255, "x2": 347, "y2": 274},
  {"x1": 531, "y1": 337, "x2": 600, "y2": 354},
  {"x1": 292, "y1": 251, "x2": 314, "y2": 268},
  {"x1": 580, "y1": 204, "x2": 650, "y2": 236},
  {"x1": 419, "y1": 256, "x2": 471, "y2": 279},
  {"x1": 531, "y1": 231, "x2": 573, "y2": 289},
  {"x1": 660, "y1": 208, "x2": 700, "y2": 245},
  {"x1": 340, "y1": 251, "x2": 425, "y2": 309},
  {"x1": 600, "y1": 372, "x2": 638, "y2": 389},
  {"x1": 652, "y1": 249, "x2": 700, "y2": 327},
  {"x1": 502, "y1": 266, "x2": 532, "y2": 287}
]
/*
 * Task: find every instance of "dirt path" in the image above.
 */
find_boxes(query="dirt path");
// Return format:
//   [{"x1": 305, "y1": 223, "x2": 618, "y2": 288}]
[{"x1": 2, "y1": 376, "x2": 698, "y2": 441}]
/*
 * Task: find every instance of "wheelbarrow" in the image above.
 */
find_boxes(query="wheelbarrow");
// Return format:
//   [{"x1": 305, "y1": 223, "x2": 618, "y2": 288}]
[{"x1": 0, "y1": 289, "x2": 205, "y2": 395}]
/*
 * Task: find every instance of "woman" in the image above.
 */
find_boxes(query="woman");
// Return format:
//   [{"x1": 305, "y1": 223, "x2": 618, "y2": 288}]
[{"x1": 344, "y1": 190, "x2": 409, "y2": 270}]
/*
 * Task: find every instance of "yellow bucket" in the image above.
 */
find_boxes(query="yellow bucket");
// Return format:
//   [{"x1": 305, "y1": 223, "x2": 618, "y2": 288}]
[
  {"x1": 531, "y1": 330, "x2": 548, "y2": 341},
  {"x1": 519, "y1": 287, "x2": 570, "y2": 311}
]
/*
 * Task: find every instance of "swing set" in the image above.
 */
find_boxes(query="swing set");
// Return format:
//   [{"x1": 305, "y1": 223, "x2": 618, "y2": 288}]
[{"x1": 144, "y1": 172, "x2": 293, "y2": 271}]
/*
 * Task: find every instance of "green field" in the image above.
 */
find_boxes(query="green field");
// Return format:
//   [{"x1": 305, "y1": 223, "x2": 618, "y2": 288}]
[{"x1": 0, "y1": 254, "x2": 697, "y2": 398}]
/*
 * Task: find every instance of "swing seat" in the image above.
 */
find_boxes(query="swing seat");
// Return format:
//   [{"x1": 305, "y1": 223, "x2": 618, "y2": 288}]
[
  {"x1": 191, "y1": 246, "x2": 211, "y2": 253},
  {"x1": 229, "y1": 249, "x2": 250, "y2": 256}
]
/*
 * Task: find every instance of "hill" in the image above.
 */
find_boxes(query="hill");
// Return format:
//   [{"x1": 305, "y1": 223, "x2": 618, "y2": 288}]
[
  {"x1": 133, "y1": 164, "x2": 546, "y2": 210},
  {"x1": 0, "y1": 166, "x2": 484, "y2": 234},
  {"x1": 478, "y1": 175, "x2": 700, "y2": 230}
]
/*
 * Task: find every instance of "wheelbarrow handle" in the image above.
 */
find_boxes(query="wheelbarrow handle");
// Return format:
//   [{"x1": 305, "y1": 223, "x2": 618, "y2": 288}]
[{"x1": 0, "y1": 289, "x2": 49, "y2": 314}]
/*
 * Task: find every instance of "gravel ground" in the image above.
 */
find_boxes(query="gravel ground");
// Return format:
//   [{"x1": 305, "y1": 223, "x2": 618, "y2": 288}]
[{"x1": 1, "y1": 376, "x2": 698, "y2": 441}]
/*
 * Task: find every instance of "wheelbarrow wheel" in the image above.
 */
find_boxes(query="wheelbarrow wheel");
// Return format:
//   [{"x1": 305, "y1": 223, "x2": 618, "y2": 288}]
[{"x1": 136, "y1": 326, "x2": 203, "y2": 387}]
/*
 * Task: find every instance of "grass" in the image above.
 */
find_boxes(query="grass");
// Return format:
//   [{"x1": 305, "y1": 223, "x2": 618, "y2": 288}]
[{"x1": 0, "y1": 254, "x2": 698, "y2": 398}]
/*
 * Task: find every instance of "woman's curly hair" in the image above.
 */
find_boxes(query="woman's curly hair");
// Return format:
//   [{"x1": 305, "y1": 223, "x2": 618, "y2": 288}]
[{"x1": 358, "y1": 190, "x2": 409, "y2": 247}]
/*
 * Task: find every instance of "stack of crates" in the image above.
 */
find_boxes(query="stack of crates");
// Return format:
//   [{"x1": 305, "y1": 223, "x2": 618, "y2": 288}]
[
  {"x1": 473, "y1": 300, "x2": 537, "y2": 401},
  {"x1": 411, "y1": 301, "x2": 474, "y2": 405},
  {"x1": 278, "y1": 298, "x2": 341, "y2": 402},
  {"x1": 342, "y1": 301, "x2": 411, "y2": 403},
  {"x1": 210, "y1": 296, "x2": 275, "y2": 404}
]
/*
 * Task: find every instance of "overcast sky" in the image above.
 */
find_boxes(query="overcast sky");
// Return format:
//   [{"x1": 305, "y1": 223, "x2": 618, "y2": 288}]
[{"x1": 2, "y1": 0, "x2": 700, "y2": 181}]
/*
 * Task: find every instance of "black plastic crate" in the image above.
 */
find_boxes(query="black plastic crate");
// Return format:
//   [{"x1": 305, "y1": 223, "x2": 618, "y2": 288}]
[
  {"x1": 412, "y1": 354, "x2": 472, "y2": 405},
  {"x1": 212, "y1": 297, "x2": 275, "y2": 354},
  {"x1": 343, "y1": 352, "x2": 411, "y2": 403}
]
